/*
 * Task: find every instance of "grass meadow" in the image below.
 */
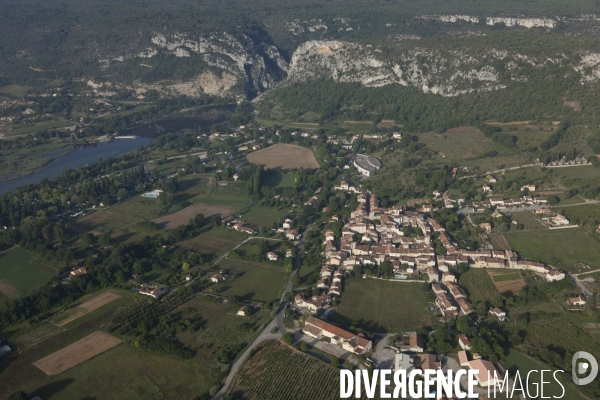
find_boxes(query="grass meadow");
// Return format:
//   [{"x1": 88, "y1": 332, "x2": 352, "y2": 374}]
[
  {"x1": 327, "y1": 278, "x2": 434, "y2": 333},
  {"x1": 0, "y1": 247, "x2": 56, "y2": 296}
]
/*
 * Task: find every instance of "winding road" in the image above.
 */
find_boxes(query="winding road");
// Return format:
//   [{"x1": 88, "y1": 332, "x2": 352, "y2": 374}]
[{"x1": 212, "y1": 218, "x2": 313, "y2": 399}]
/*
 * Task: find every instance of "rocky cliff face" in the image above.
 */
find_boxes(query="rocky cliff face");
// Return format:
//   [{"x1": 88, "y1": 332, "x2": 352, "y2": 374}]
[{"x1": 98, "y1": 15, "x2": 600, "y2": 99}]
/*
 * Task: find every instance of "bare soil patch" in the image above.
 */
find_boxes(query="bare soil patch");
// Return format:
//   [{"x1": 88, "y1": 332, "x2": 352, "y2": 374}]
[
  {"x1": 71, "y1": 211, "x2": 113, "y2": 233},
  {"x1": 153, "y1": 203, "x2": 234, "y2": 229},
  {"x1": 246, "y1": 143, "x2": 319, "y2": 169},
  {"x1": 0, "y1": 280, "x2": 20, "y2": 298},
  {"x1": 487, "y1": 270, "x2": 526, "y2": 296},
  {"x1": 53, "y1": 291, "x2": 121, "y2": 326},
  {"x1": 33, "y1": 331, "x2": 122, "y2": 375},
  {"x1": 563, "y1": 97, "x2": 581, "y2": 111}
]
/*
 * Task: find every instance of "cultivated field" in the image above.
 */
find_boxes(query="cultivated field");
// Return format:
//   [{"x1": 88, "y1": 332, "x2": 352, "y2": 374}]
[
  {"x1": 33, "y1": 331, "x2": 122, "y2": 375},
  {"x1": 459, "y1": 268, "x2": 499, "y2": 302},
  {"x1": 178, "y1": 228, "x2": 247, "y2": 258},
  {"x1": 52, "y1": 291, "x2": 121, "y2": 326},
  {"x1": 503, "y1": 228, "x2": 600, "y2": 272},
  {"x1": 420, "y1": 127, "x2": 496, "y2": 159},
  {"x1": 231, "y1": 340, "x2": 352, "y2": 400},
  {"x1": 219, "y1": 260, "x2": 287, "y2": 303},
  {"x1": 11, "y1": 322, "x2": 65, "y2": 348},
  {"x1": 0, "y1": 247, "x2": 56, "y2": 296},
  {"x1": 327, "y1": 278, "x2": 433, "y2": 332},
  {"x1": 246, "y1": 143, "x2": 319, "y2": 169},
  {"x1": 153, "y1": 203, "x2": 235, "y2": 229},
  {"x1": 242, "y1": 205, "x2": 288, "y2": 228},
  {"x1": 487, "y1": 270, "x2": 526, "y2": 296}
]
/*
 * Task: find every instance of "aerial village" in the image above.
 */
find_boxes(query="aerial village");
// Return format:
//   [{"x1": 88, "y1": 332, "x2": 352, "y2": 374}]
[{"x1": 289, "y1": 180, "x2": 566, "y2": 387}]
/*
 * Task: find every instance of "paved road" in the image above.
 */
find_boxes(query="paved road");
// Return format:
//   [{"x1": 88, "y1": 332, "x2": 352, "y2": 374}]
[
  {"x1": 276, "y1": 218, "x2": 313, "y2": 334},
  {"x1": 212, "y1": 219, "x2": 312, "y2": 399},
  {"x1": 146, "y1": 151, "x2": 208, "y2": 163},
  {"x1": 569, "y1": 273, "x2": 593, "y2": 296},
  {"x1": 458, "y1": 163, "x2": 544, "y2": 180}
]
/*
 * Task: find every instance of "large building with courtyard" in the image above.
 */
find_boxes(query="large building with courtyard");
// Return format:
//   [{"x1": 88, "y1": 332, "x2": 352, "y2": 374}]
[{"x1": 353, "y1": 154, "x2": 381, "y2": 177}]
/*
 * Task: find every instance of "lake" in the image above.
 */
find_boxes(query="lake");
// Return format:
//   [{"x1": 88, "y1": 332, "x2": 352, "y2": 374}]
[{"x1": 0, "y1": 138, "x2": 153, "y2": 194}]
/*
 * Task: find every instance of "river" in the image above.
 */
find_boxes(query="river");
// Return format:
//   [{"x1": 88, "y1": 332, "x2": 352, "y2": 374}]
[{"x1": 0, "y1": 138, "x2": 153, "y2": 195}]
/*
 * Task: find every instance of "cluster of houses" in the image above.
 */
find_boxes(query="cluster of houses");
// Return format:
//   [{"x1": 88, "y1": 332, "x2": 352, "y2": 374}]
[
  {"x1": 221, "y1": 216, "x2": 256, "y2": 235},
  {"x1": 472, "y1": 195, "x2": 548, "y2": 211},
  {"x1": 275, "y1": 217, "x2": 301, "y2": 240},
  {"x1": 302, "y1": 315, "x2": 373, "y2": 355},
  {"x1": 548, "y1": 156, "x2": 589, "y2": 166},
  {"x1": 138, "y1": 284, "x2": 168, "y2": 299},
  {"x1": 295, "y1": 187, "x2": 565, "y2": 314},
  {"x1": 391, "y1": 332, "x2": 500, "y2": 389},
  {"x1": 432, "y1": 281, "x2": 475, "y2": 317}
]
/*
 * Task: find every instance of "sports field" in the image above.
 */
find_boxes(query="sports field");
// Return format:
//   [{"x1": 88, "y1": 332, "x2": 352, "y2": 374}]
[
  {"x1": 246, "y1": 143, "x2": 319, "y2": 169},
  {"x1": 327, "y1": 278, "x2": 433, "y2": 332},
  {"x1": 0, "y1": 247, "x2": 56, "y2": 297}
]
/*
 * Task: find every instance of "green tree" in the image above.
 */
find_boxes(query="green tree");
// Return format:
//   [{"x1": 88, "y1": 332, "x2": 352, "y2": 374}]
[{"x1": 282, "y1": 333, "x2": 293, "y2": 344}]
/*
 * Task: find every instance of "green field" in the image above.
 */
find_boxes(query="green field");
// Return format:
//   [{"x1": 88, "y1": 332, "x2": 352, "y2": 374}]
[
  {"x1": 0, "y1": 84, "x2": 30, "y2": 96},
  {"x1": 177, "y1": 228, "x2": 247, "y2": 258},
  {"x1": 510, "y1": 211, "x2": 546, "y2": 230},
  {"x1": 502, "y1": 349, "x2": 586, "y2": 400},
  {"x1": 459, "y1": 268, "x2": 499, "y2": 302},
  {"x1": 561, "y1": 204, "x2": 600, "y2": 233},
  {"x1": 0, "y1": 290, "x2": 134, "y2": 396},
  {"x1": 231, "y1": 340, "x2": 351, "y2": 400},
  {"x1": 327, "y1": 278, "x2": 433, "y2": 333},
  {"x1": 263, "y1": 170, "x2": 295, "y2": 188},
  {"x1": 7, "y1": 120, "x2": 75, "y2": 136},
  {"x1": 0, "y1": 247, "x2": 56, "y2": 297},
  {"x1": 242, "y1": 205, "x2": 288, "y2": 228},
  {"x1": 218, "y1": 259, "x2": 287, "y2": 303},
  {"x1": 191, "y1": 297, "x2": 272, "y2": 357},
  {"x1": 28, "y1": 343, "x2": 216, "y2": 400},
  {"x1": 72, "y1": 196, "x2": 163, "y2": 237},
  {"x1": 492, "y1": 272, "x2": 522, "y2": 282},
  {"x1": 503, "y1": 228, "x2": 600, "y2": 272}
]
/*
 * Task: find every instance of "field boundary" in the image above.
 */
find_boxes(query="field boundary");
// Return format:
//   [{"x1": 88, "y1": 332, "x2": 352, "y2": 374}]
[{"x1": 33, "y1": 331, "x2": 122, "y2": 375}]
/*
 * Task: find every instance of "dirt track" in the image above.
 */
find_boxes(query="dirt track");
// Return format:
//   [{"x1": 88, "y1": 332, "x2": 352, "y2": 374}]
[
  {"x1": 34, "y1": 331, "x2": 122, "y2": 375},
  {"x1": 246, "y1": 143, "x2": 319, "y2": 169},
  {"x1": 54, "y1": 291, "x2": 121, "y2": 326}
]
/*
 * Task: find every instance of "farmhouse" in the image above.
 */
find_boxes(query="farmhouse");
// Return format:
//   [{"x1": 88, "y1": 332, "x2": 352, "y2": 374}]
[
  {"x1": 353, "y1": 154, "x2": 381, "y2": 177},
  {"x1": 294, "y1": 293, "x2": 330, "y2": 313},
  {"x1": 489, "y1": 307, "x2": 507, "y2": 322},
  {"x1": 458, "y1": 350, "x2": 469, "y2": 367},
  {"x1": 237, "y1": 306, "x2": 248, "y2": 316},
  {"x1": 521, "y1": 184, "x2": 536, "y2": 192},
  {"x1": 479, "y1": 222, "x2": 492, "y2": 233},
  {"x1": 70, "y1": 267, "x2": 87, "y2": 276},
  {"x1": 419, "y1": 354, "x2": 441, "y2": 375},
  {"x1": 486, "y1": 175, "x2": 497, "y2": 183},
  {"x1": 303, "y1": 316, "x2": 372, "y2": 354},
  {"x1": 468, "y1": 359, "x2": 501, "y2": 387},
  {"x1": 266, "y1": 252, "x2": 279, "y2": 261},
  {"x1": 409, "y1": 333, "x2": 425, "y2": 352},
  {"x1": 139, "y1": 286, "x2": 168, "y2": 299},
  {"x1": 569, "y1": 295, "x2": 586, "y2": 306},
  {"x1": 546, "y1": 269, "x2": 565, "y2": 282},
  {"x1": 458, "y1": 335, "x2": 471, "y2": 350},
  {"x1": 210, "y1": 273, "x2": 226, "y2": 283}
]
